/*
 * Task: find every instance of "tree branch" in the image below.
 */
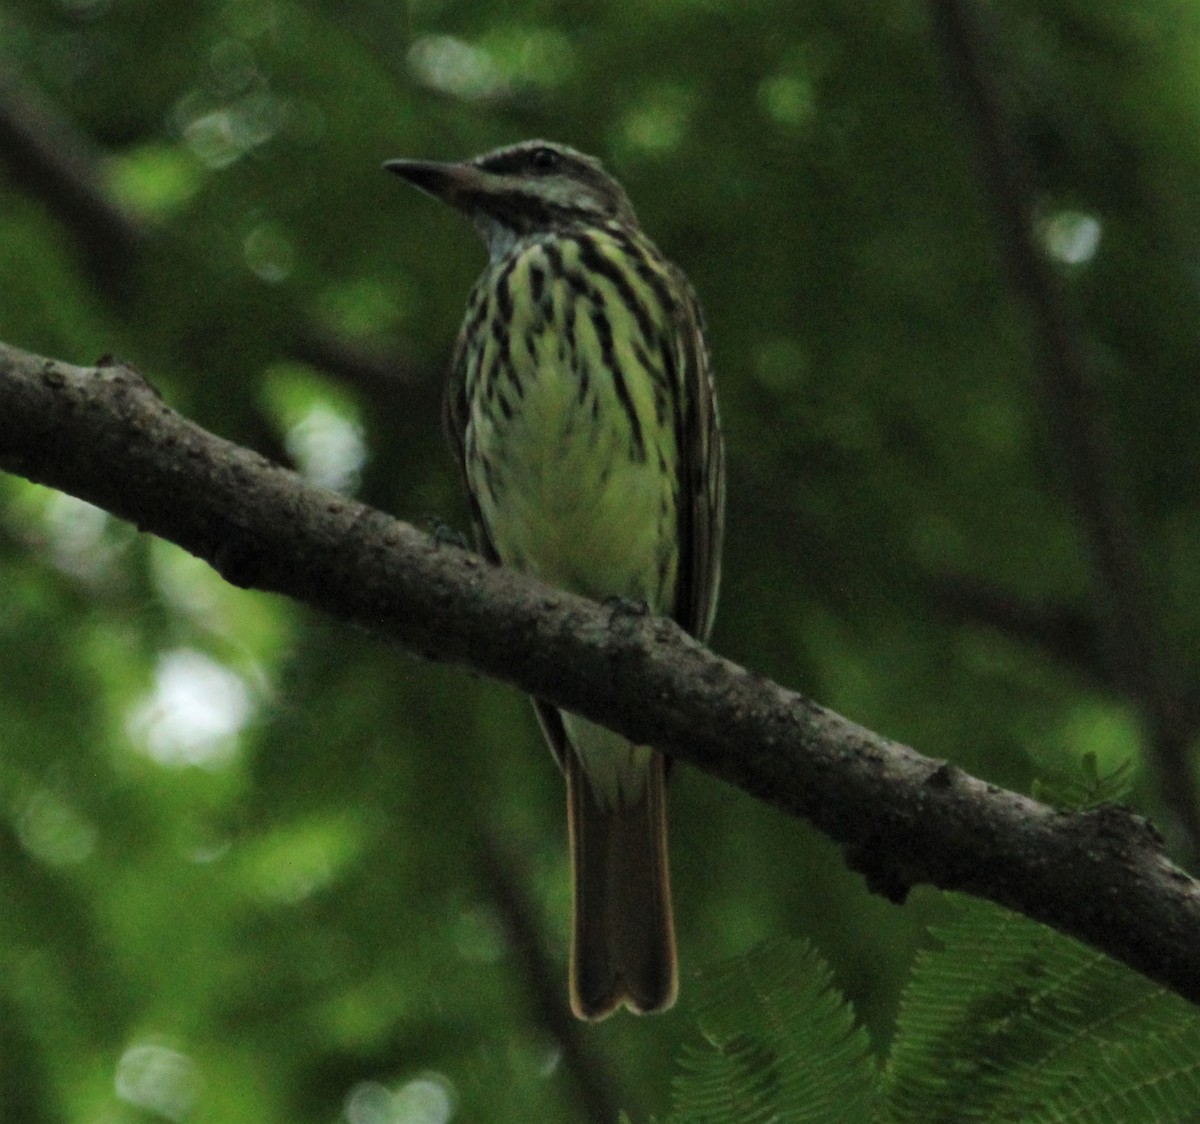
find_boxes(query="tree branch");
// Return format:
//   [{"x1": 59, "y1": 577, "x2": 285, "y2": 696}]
[
  {"x1": 0, "y1": 72, "x2": 148, "y2": 291},
  {"x1": 3, "y1": 339, "x2": 1200, "y2": 1009},
  {"x1": 0, "y1": 71, "x2": 431, "y2": 403},
  {"x1": 927, "y1": 571, "x2": 1106, "y2": 681},
  {"x1": 929, "y1": 0, "x2": 1200, "y2": 859}
]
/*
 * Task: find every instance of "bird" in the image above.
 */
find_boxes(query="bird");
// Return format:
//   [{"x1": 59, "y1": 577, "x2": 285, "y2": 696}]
[{"x1": 385, "y1": 139, "x2": 724, "y2": 1020}]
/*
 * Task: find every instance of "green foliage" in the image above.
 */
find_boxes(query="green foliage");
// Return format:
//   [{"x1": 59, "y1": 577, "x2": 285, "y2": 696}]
[
  {"x1": 669, "y1": 940, "x2": 878, "y2": 1123},
  {"x1": 2, "y1": 0, "x2": 1200, "y2": 1119},
  {"x1": 886, "y1": 897, "x2": 1200, "y2": 1122},
  {"x1": 664, "y1": 899, "x2": 1200, "y2": 1124},
  {"x1": 1032, "y1": 749, "x2": 1138, "y2": 811}
]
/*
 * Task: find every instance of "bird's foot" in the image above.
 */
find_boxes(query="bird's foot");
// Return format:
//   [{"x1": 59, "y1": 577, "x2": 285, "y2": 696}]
[
  {"x1": 424, "y1": 516, "x2": 470, "y2": 550},
  {"x1": 602, "y1": 595, "x2": 651, "y2": 621}
]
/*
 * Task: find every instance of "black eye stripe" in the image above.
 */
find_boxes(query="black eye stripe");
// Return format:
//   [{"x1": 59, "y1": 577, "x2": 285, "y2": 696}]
[{"x1": 477, "y1": 146, "x2": 565, "y2": 176}]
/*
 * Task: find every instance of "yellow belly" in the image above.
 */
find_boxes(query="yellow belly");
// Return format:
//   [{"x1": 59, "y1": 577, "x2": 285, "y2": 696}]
[
  {"x1": 469, "y1": 371, "x2": 677, "y2": 610},
  {"x1": 458, "y1": 230, "x2": 685, "y2": 808},
  {"x1": 463, "y1": 236, "x2": 681, "y2": 612}
]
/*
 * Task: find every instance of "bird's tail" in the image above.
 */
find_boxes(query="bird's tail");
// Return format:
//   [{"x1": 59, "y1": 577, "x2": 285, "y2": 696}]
[{"x1": 565, "y1": 748, "x2": 677, "y2": 1020}]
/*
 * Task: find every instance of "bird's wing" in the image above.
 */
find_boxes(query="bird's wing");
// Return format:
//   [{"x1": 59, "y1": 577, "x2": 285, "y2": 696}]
[{"x1": 668, "y1": 264, "x2": 725, "y2": 643}]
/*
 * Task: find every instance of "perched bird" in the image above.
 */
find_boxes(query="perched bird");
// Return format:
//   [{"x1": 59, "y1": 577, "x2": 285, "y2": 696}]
[{"x1": 385, "y1": 140, "x2": 724, "y2": 1019}]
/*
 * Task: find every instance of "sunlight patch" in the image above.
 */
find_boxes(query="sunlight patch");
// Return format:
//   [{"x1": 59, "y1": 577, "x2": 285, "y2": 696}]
[
  {"x1": 344, "y1": 1074, "x2": 457, "y2": 1124},
  {"x1": 127, "y1": 649, "x2": 254, "y2": 769},
  {"x1": 407, "y1": 35, "x2": 506, "y2": 101},
  {"x1": 285, "y1": 402, "x2": 367, "y2": 493},
  {"x1": 115, "y1": 1042, "x2": 202, "y2": 1122},
  {"x1": 16, "y1": 788, "x2": 97, "y2": 866},
  {"x1": 1040, "y1": 209, "x2": 1102, "y2": 265}
]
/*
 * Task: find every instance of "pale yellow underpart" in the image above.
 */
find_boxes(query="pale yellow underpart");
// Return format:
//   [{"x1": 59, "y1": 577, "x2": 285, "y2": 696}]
[{"x1": 465, "y1": 232, "x2": 679, "y2": 809}]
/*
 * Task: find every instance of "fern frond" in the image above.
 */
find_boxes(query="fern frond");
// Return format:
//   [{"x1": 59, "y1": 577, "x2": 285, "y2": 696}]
[
  {"x1": 668, "y1": 938, "x2": 880, "y2": 1124},
  {"x1": 884, "y1": 896, "x2": 1200, "y2": 1123},
  {"x1": 1031, "y1": 752, "x2": 1136, "y2": 810}
]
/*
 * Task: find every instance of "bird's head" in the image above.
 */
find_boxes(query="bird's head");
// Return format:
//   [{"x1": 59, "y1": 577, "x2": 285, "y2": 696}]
[{"x1": 385, "y1": 140, "x2": 638, "y2": 260}]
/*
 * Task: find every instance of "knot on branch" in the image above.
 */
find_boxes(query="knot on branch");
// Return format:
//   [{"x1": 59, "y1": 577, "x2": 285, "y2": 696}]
[{"x1": 212, "y1": 528, "x2": 268, "y2": 589}]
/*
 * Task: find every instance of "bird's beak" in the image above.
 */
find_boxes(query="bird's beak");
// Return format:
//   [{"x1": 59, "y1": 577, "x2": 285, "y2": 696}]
[{"x1": 384, "y1": 158, "x2": 490, "y2": 211}]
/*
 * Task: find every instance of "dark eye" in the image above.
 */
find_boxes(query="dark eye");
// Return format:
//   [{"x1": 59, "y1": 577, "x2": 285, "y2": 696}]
[{"x1": 529, "y1": 146, "x2": 560, "y2": 171}]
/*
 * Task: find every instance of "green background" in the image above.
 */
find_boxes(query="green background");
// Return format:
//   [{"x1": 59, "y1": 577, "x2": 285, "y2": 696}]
[{"x1": 2, "y1": 0, "x2": 1198, "y2": 1120}]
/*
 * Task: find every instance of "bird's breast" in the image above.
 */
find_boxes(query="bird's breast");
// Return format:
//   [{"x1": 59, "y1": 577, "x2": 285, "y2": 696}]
[{"x1": 459, "y1": 233, "x2": 681, "y2": 611}]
